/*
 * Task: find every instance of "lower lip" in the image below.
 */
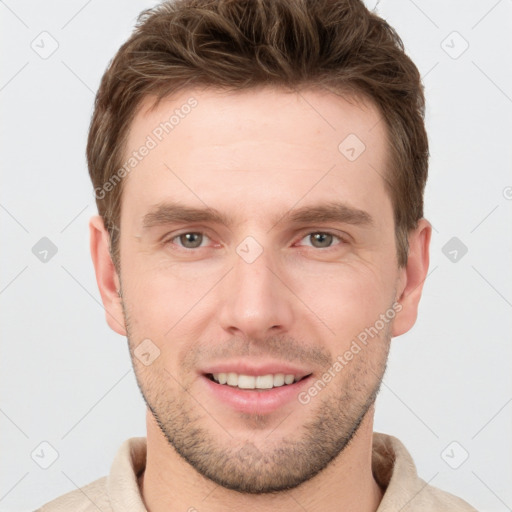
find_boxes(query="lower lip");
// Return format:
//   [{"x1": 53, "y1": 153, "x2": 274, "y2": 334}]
[{"x1": 201, "y1": 374, "x2": 313, "y2": 415}]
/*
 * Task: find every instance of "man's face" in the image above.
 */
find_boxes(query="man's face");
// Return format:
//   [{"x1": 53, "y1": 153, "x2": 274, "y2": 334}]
[{"x1": 112, "y1": 87, "x2": 408, "y2": 492}]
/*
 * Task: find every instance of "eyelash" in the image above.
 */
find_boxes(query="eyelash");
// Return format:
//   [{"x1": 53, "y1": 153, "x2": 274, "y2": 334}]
[{"x1": 163, "y1": 230, "x2": 348, "y2": 252}]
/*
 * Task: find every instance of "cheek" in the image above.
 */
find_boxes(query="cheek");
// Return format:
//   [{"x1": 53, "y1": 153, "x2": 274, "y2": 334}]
[
  {"x1": 293, "y1": 261, "x2": 395, "y2": 340},
  {"x1": 121, "y1": 249, "x2": 210, "y2": 324},
  {"x1": 120, "y1": 256, "x2": 218, "y2": 371}
]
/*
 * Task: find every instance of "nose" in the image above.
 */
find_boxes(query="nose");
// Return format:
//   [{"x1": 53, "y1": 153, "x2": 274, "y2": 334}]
[{"x1": 217, "y1": 241, "x2": 295, "y2": 341}]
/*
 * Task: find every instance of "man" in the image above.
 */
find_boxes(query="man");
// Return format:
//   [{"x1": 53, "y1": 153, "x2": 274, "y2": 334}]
[{"x1": 38, "y1": 0, "x2": 478, "y2": 510}]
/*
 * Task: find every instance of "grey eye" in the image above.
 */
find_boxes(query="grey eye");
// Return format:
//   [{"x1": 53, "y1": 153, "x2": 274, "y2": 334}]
[
  {"x1": 177, "y1": 232, "x2": 204, "y2": 249},
  {"x1": 308, "y1": 232, "x2": 335, "y2": 248}
]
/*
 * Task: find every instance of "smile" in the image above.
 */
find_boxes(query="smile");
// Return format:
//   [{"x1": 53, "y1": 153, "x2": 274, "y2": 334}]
[{"x1": 207, "y1": 372, "x2": 306, "y2": 389}]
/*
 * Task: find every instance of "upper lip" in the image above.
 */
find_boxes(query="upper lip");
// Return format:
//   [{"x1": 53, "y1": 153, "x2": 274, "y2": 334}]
[{"x1": 201, "y1": 360, "x2": 312, "y2": 379}]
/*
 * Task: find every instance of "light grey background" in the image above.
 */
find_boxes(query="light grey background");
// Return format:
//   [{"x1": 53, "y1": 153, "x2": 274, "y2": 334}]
[{"x1": 1, "y1": 1, "x2": 511, "y2": 511}]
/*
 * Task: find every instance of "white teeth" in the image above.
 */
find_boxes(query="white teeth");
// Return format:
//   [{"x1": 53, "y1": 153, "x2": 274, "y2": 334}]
[
  {"x1": 284, "y1": 374, "x2": 295, "y2": 385},
  {"x1": 238, "y1": 375, "x2": 256, "y2": 389},
  {"x1": 273, "y1": 373, "x2": 285, "y2": 387},
  {"x1": 255, "y1": 375, "x2": 274, "y2": 389},
  {"x1": 211, "y1": 372, "x2": 301, "y2": 389}
]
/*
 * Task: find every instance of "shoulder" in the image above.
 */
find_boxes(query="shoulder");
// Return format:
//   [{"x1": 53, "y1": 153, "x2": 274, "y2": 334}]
[
  {"x1": 372, "y1": 432, "x2": 479, "y2": 512},
  {"x1": 402, "y1": 476, "x2": 479, "y2": 512},
  {"x1": 33, "y1": 437, "x2": 147, "y2": 512},
  {"x1": 34, "y1": 476, "x2": 111, "y2": 512}
]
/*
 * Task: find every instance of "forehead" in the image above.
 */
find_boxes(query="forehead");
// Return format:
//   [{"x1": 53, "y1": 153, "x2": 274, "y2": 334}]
[
  {"x1": 121, "y1": 86, "x2": 391, "y2": 228},
  {"x1": 130, "y1": 85, "x2": 386, "y2": 159}
]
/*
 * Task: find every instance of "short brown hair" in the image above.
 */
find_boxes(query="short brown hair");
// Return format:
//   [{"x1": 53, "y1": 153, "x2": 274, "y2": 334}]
[{"x1": 87, "y1": 0, "x2": 428, "y2": 270}]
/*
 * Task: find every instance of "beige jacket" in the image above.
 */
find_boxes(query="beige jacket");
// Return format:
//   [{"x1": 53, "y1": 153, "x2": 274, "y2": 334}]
[{"x1": 36, "y1": 432, "x2": 478, "y2": 511}]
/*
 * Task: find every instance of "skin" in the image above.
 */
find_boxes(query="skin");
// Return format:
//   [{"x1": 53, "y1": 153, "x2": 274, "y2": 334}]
[{"x1": 90, "y1": 86, "x2": 431, "y2": 512}]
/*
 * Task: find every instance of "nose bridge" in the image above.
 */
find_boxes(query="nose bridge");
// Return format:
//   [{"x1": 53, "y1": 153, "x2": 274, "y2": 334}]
[{"x1": 217, "y1": 235, "x2": 293, "y2": 338}]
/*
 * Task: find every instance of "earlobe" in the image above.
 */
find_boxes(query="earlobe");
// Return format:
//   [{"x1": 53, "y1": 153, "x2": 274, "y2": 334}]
[
  {"x1": 89, "y1": 215, "x2": 127, "y2": 336},
  {"x1": 392, "y1": 218, "x2": 432, "y2": 337}
]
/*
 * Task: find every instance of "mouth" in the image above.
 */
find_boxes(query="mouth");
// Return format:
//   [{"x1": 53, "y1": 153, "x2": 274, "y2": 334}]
[
  {"x1": 205, "y1": 372, "x2": 311, "y2": 390},
  {"x1": 200, "y1": 366, "x2": 314, "y2": 415}
]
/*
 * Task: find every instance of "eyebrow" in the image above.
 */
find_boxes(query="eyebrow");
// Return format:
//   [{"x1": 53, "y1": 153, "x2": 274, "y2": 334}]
[{"x1": 141, "y1": 200, "x2": 374, "y2": 231}]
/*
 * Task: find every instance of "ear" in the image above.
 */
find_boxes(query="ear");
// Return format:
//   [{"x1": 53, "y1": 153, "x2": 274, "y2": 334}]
[
  {"x1": 89, "y1": 215, "x2": 127, "y2": 336},
  {"x1": 392, "y1": 218, "x2": 432, "y2": 337}
]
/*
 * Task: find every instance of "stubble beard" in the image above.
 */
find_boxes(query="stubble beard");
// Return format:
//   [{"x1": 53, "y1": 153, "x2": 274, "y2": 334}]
[{"x1": 123, "y1": 299, "x2": 391, "y2": 494}]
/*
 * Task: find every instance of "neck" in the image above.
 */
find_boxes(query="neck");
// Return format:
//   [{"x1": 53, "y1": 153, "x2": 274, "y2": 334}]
[{"x1": 139, "y1": 405, "x2": 383, "y2": 512}]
